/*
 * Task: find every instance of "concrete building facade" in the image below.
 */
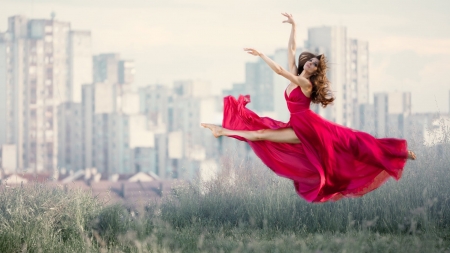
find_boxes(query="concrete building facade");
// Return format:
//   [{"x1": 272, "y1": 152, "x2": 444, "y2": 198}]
[
  {"x1": 347, "y1": 39, "x2": 369, "y2": 130},
  {"x1": 374, "y1": 92, "x2": 411, "y2": 138},
  {"x1": 307, "y1": 26, "x2": 348, "y2": 126},
  {"x1": 244, "y1": 57, "x2": 274, "y2": 113},
  {"x1": 0, "y1": 15, "x2": 77, "y2": 172}
]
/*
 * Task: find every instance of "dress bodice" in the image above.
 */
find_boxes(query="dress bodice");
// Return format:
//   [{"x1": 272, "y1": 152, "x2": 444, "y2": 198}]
[{"x1": 284, "y1": 86, "x2": 311, "y2": 113}]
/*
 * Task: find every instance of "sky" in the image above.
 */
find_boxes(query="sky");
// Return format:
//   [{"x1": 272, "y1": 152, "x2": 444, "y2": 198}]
[{"x1": 1, "y1": 0, "x2": 450, "y2": 113}]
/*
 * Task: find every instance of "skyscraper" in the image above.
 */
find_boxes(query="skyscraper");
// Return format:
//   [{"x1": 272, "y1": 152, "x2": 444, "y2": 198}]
[
  {"x1": 118, "y1": 60, "x2": 135, "y2": 85},
  {"x1": 272, "y1": 48, "x2": 290, "y2": 122},
  {"x1": 307, "y1": 26, "x2": 349, "y2": 126},
  {"x1": 69, "y1": 31, "x2": 92, "y2": 103},
  {"x1": 0, "y1": 15, "x2": 83, "y2": 172},
  {"x1": 374, "y1": 92, "x2": 411, "y2": 138},
  {"x1": 138, "y1": 84, "x2": 171, "y2": 178},
  {"x1": 347, "y1": 39, "x2": 369, "y2": 130},
  {"x1": 245, "y1": 57, "x2": 274, "y2": 113},
  {"x1": 168, "y1": 80, "x2": 221, "y2": 179},
  {"x1": 81, "y1": 82, "x2": 127, "y2": 177},
  {"x1": 57, "y1": 102, "x2": 83, "y2": 172},
  {"x1": 58, "y1": 30, "x2": 92, "y2": 173},
  {"x1": 0, "y1": 30, "x2": 14, "y2": 150},
  {"x1": 93, "y1": 53, "x2": 120, "y2": 84},
  {"x1": 139, "y1": 84, "x2": 170, "y2": 129},
  {"x1": 80, "y1": 54, "x2": 121, "y2": 177}
]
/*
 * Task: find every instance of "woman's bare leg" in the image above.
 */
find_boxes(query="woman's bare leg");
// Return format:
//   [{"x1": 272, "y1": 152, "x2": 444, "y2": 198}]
[
  {"x1": 201, "y1": 123, "x2": 301, "y2": 144},
  {"x1": 202, "y1": 124, "x2": 416, "y2": 159}
]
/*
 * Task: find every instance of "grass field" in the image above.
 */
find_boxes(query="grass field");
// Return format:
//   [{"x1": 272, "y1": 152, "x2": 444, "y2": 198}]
[{"x1": 1, "y1": 140, "x2": 449, "y2": 252}]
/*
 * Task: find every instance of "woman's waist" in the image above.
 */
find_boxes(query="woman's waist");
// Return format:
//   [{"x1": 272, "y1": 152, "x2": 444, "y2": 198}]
[{"x1": 289, "y1": 108, "x2": 311, "y2": 114}]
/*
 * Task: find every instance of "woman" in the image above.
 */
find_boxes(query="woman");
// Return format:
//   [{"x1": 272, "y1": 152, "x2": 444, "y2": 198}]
[{"x1": 202, "y1": 13, "x2": 416, "y2": 203}]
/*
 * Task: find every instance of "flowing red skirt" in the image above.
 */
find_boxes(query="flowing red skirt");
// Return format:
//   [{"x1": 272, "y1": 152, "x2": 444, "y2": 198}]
[{"x1": 222, "y1": 95, "x2": 408, "y2": 202}]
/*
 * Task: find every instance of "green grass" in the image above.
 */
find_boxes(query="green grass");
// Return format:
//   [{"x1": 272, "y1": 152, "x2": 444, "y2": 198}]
[{"x1": 0, "y1": 141, "x2": 449, "y2": 252}]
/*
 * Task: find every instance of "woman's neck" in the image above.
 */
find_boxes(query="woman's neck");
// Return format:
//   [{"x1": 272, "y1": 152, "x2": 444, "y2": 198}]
[{"x1": 300, "y1": 71, "x2": 311, "y2": 80}]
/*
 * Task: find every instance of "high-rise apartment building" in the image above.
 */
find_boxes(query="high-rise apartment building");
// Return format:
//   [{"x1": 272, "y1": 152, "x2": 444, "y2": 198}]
[
  {"x1": 272, "y1": 48, "x2": 290, "y2": 122},
  {"x1": 358, "y1": 103, "x2": 375, "y2": 135},
  {"x1": 93, "y1": 53, "x2": 120, "y2": 84},
  {"x1": 81, "y1": 84, "x2": 94, "y2": 171},
  {"x1": 167, "y1": 80, "x2": 221, "y2": 179},
  {"x1": 374, "y1": 92, "x2": 411, "y2": 138},
  {"x1": 80, "y1": 54, "x2": 121, "y2": 176},
  {"x1": 245, "y1": 57, "x2": 274, "y2": 113},
  {"x1": 57, "y1": 30, "x2": 92, "y2": 173},
  {"x1": 118, "y1": 60, "x2": 135, "y2": 85},
  {"x1": 69, "y1": 31, "x2": 92, "y2": 103},
  {"x1": 347, "y1": 39, "x2": 369, "y2": 130},
  {"x1": 136, "y1": 85, "x2": 171, "y2": 178},
  {"x1": 0, "y1": 15, "x2": 88, "y2": 172},
  {"x1": 117, "y1": 59, "x2": 135, "y2": 112},
  {"x1": 0, "y1": 31, "x2": 14, "y2": 150},
  {"x1": 57, "y1": 102, "x2": 83, "y2": 172},
  {"x1": 139, "y1": 85, "x2": 170, "y2": 129},
  {"x1": 81, "y1": 82, "x2": 130, "y2": 177},
  {"x1": 0, "y1": 16, "x2": 33, "y2": 170},
  {"x1": 81, "y1": 58, "x2": 165, "y2": 178},
  {"x1": 306, "y1": 27, "x2": 370, "y2": 129},
  {"x1": 81, "y1": 80, "x2": 125, "y2": 177},
  {"x1": 307, "y1": 26, "x2": 349, "y2": 126}
]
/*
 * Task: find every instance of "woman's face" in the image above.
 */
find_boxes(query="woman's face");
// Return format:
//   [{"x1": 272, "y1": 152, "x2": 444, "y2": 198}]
[{"x1": 303, "y1": 58, "x2": 319, "y2": 74}]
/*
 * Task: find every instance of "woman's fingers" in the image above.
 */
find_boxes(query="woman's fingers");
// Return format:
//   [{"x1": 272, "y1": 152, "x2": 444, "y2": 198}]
[
  {"x1": 244, "y1": 49, "x2": 253, "y2": 54},
  {"x1": 281, "y1": 12, "x2": 294, "y2": 23},
  {"x1": 243, "y1": 48, "x2": 258, "y2": 56}
]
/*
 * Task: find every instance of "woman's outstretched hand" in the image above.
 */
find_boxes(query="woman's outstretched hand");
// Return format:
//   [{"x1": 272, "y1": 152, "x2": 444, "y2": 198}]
[
  {"x1": 282, "y1": 12, "x2": 295, "y2": 25},
  {"x1": 244, "y1": 48, "x2": 262, "y2": 56}
]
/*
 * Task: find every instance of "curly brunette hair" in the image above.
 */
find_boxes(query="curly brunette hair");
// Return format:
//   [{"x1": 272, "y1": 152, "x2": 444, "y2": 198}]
[{"x1": 297, "y1": 52, "x2": 335, "y2": 108}]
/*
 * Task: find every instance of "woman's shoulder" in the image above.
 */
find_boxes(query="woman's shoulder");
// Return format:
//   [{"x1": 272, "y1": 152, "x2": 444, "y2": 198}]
[{"x1": 297, "y1": 76, "x2": 312, "y2": 88}]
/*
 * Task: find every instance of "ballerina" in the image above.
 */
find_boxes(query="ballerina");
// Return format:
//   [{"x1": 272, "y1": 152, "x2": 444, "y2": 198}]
[{"x1": 202, "y1": 13, "x2": 416, "y2": 202}]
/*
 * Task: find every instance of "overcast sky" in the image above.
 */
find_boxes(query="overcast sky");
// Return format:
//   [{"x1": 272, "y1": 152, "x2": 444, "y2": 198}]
[{"x1": 2, "y1": 0, "x2": 450, "y2": 113}]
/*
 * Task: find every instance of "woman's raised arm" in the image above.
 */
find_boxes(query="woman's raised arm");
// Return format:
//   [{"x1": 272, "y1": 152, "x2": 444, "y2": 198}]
[
  {"x1": 244, "y1": 48, "x2": 311, "y2": 90},
  {"x1": 282, "y1": 13, "x2": 298, "y2": 75}
]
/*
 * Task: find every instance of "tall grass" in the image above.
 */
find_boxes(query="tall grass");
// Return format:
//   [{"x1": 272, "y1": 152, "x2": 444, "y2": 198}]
[
  {"x1": 0, "y1": 184, "x2": 102, "y2": 252},
  {"x1": 0, "y1": 132, "x2": 449, "y2": 252},
  {"x1": 0, "y1": 184, "x2": 161, "y2": 252},
  {"x1": 161, "y1": 142, "x2": 450, "y2": 232}
]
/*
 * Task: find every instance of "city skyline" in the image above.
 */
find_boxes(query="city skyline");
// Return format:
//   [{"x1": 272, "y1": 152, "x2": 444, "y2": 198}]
[
  {"x1": 0, "y1": 11, "x2": 443, "y2": 177},
  {"x1": 1, "y1": 0, "x2": 449, "y2": 113}
]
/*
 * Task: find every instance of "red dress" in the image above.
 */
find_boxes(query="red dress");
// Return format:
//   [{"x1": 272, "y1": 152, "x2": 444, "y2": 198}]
[{"x1": 222, "y1": 86, "x2": 408, "y2": 202}]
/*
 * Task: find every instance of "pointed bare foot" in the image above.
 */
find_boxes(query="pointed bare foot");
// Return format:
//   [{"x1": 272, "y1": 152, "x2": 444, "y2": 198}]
[
  {"x1": 408, "y1": 150, "x2": 416, "y2": 160},
  {"x1": 201, "y1": 123, "x2": 223, "y2": 138}
]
